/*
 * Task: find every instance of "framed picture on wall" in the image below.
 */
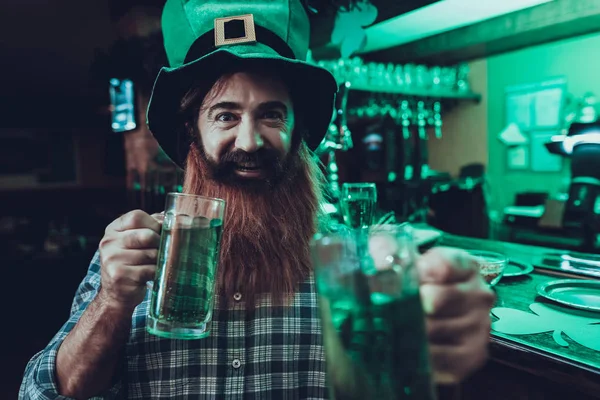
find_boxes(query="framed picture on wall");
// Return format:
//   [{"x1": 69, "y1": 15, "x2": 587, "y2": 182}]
[
  {"x1": 504, "y1": 76, "x2": 567, "y2": 172},
  {"x1": 505, "y1": 76, "x2": 567, "y2": 131},
  {"x1": 533, "y1": 86, "x2": 565, "y2": 129},
  {"x1": 506, "y1": 145, "x2": 530, "y2": 170},
  {"x1": 530, "y1": 131, "x2": 563, "y2": 172},
  {"x1": 505, "y1": 92, "x2": 533, "y2": 131}
]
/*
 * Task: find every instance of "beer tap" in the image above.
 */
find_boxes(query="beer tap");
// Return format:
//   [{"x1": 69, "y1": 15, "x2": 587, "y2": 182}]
[
  {"x1": 416, "y1": 101, "x2": 427, "y2": 140},
  {"x1": 433, "y1": 101, "x2": 443, "y2": 139},
  {"x1": 415, "y1": 100, "x2": 431, "y2": 182},
  {"x1": 399, "y1": 100, "x2": 414, "y2": 182},
  {"x1": 400, "y1": 100, "x2": 412, "y2": 141},
  {"x1": 314, "y1": 81, "x2": 353, "y2": 203},
  {"x1": 416, "y1": 100, "x2": 430, "y2": 180},
  {"x1": 324, "y1": 124, "x2": 342, "y2": 201},
  {"x1": 410, "y1": 101, "x2": 431, "y2": 222}
]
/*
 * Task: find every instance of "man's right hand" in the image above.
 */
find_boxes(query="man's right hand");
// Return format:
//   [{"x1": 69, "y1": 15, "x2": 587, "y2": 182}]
[
  {"x1": 53, "y1": 209, "x2": 162, "y2": 398},
  {"x1": 98, "y1": 210, "x2": 162, "y2": 312}
]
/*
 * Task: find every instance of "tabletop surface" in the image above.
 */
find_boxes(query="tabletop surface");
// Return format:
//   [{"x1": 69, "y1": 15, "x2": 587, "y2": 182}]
[{"x1": 437, "y1": 234, "x2": 600, "y2": 374}]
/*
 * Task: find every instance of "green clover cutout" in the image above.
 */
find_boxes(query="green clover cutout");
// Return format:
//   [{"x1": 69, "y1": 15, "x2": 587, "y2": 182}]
[{"x1": 492, "y1": 302, "x2": 600, "y2": 351}]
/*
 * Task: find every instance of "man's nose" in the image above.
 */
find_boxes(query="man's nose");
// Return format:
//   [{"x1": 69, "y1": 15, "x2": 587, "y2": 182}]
[{"x1": 235, "y1": 119, "x2": 264, "y2": 153}]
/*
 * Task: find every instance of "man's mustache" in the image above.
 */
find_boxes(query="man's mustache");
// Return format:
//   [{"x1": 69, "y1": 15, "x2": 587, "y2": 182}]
[
  {"x1": 198, "y1": 144, "x2": 294, "y2": 187},
  {"x1": 220, "y1": 148, "x2": 281, "y2": 168}
]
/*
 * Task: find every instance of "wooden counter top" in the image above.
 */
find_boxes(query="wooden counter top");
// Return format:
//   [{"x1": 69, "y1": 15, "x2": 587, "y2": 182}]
[{"x1": 435, "y1": 234, "x2": 600, "y2": 399}]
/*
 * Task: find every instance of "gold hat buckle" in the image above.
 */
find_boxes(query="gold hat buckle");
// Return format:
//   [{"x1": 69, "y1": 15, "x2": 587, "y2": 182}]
[{"x1": 214, "y1": 14, "x2": 257, "y2": 47}]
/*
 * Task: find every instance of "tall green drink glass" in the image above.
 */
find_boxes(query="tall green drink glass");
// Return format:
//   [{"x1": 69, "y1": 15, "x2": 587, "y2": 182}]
[
  {"x1": 340, "y1": 183, "x2": 377, "y2": 229},
  {"x1": 147, "y1": 193, "x2": 226, "y2": 340}
]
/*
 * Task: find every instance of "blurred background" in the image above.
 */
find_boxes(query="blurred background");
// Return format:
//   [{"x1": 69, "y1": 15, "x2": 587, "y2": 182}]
[{"x1": 3, "y1": 0, "x2": 600, "y2": 397}]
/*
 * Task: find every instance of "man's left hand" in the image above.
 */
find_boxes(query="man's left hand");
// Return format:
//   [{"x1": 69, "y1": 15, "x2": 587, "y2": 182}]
[{"x1": 418, "y1": 247, "x2": 496, "y2": 384}]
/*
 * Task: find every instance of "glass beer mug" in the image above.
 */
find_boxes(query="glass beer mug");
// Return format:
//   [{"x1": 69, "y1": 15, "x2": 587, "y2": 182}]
[{"x1": 311, "y1": 224, "x2": 436, "y2": 400}]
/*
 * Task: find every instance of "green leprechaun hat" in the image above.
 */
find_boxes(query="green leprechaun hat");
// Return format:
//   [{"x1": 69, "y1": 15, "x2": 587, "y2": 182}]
[{"x1": 146, "y1": 0, "x2": 339, "y2": 167}]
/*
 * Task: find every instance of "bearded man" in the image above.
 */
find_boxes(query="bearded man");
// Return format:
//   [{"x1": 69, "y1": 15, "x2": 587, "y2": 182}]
[{"x1": 20, "y1": 1, "x2": 495, "y2": 399}]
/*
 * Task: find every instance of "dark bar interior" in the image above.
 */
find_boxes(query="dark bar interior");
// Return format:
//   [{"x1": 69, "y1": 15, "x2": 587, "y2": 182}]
[{"x1": 3, "y1": 0, "x2": 600, "y2": 398}]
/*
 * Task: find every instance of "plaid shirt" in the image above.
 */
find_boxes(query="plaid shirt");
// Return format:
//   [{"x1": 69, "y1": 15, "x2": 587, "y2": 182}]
[{"x1": 20, "y1": 251, "x2": 329, "y2": 399}]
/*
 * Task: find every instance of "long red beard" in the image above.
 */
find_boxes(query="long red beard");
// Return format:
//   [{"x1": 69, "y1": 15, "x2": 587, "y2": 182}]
[{"x1": 183, "y1": 142, "x2": 325, "y2": 306}]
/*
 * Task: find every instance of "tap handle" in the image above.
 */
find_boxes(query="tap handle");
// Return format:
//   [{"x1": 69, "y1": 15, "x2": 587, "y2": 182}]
[
  {"x1": 417, "y1": 101, "x2": 427, "y2": 140},
  {"x1": 433, "y1": 101, "x2": 443, "y2": 139},
  {"x1": 401, "y1": 100, "x2": 412, "y2": 140}
]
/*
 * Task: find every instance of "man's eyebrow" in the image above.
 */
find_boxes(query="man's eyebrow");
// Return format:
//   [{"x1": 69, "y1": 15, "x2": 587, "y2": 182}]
[
  {"x1": 257, "y1": 101, "x2": 288, "y2": 116},
  {"x1": 206, "y1": 101, "x2": 289, "y2": 118},
  {"x1": 206, "y1": 101, "x2": 242, "y2": 119}
]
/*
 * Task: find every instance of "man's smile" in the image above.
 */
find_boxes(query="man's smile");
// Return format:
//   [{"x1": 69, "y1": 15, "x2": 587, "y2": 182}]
[{"x1": 234, "y1": 162, "x2": 265, "y2": 177}]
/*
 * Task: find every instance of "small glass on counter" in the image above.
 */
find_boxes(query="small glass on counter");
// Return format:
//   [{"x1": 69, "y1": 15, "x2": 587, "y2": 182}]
[
  {"x1": 467, "y1": 250, "x2": 507, "y2": 286},
  {"x1": 340, "y1": 183, "x2": 377, "y2": 229}
]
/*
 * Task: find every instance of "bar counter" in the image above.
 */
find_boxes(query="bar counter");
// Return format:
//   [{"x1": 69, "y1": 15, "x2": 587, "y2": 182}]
[{"x1": 432, "y1": 234, "x2": 600, "y2": 400}]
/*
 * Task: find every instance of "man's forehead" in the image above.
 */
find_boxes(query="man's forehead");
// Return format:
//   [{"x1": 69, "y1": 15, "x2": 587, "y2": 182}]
[{"x1": 205, "y1": 72, "x2": 291, "y2": 104}]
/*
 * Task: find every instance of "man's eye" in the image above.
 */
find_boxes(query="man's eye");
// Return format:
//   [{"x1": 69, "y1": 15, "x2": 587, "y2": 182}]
[
  {"x1": 262, "y1": 111, "x2": 283, "y2": 120},
  {"x1": 216, "y1": 112, "x2": 237, "y2": 122}
]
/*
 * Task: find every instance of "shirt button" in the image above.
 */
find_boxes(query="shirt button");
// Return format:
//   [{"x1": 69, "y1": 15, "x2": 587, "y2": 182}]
[
  {"x1": 232, "y1": 359, "x2": 242, "y2": 369},
  {"x1": 233, "y1": 292, "x2": 242, "y2": 302}
]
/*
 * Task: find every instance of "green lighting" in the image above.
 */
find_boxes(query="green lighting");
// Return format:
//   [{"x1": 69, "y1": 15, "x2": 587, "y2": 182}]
[{"x1": 360, "y1": 0, "x2": 554, "y2": 53}]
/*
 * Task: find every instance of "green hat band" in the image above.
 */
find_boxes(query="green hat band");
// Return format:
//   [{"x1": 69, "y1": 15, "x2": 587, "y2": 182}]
[{"x1": 184, "y1": 21, "x2": 295, "y2": 63}]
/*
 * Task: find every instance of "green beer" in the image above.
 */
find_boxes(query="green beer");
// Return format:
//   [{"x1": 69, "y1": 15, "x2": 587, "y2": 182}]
[
  {"x1": 321, "y1": 286, "x2": 435, "y2": 400},
  {"x1": 312, "y1": 225, "x2": 435, "y2": 400},
  {"x1": 340, "y1": 183, "x2": 377, "y2": 229},
  {"x1": 341, "y1": 195, "x2": 375, "y2": 229},
  {"x1": 148, "y1": 216, "x2": 223, "y2": 339}
]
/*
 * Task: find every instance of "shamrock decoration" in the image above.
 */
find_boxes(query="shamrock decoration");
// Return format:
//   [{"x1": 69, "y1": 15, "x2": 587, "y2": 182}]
[
  {"x1": 330, "y1": 0, "x2": 378, "y2": 58},
  {"x1": 492, "y1": 302, "x2": 600, "y2": 351}
]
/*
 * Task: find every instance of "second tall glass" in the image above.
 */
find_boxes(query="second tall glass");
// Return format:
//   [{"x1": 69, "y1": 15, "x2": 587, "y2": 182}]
[
  {"x1": 340, "y1": 182, "x2": 377, "y2": 229},
  {"x1": 311, "y1": 224, "x2": 436, "y2": 400}
]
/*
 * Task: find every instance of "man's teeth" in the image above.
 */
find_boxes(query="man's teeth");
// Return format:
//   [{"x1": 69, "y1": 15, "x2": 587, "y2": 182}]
[{"x1": 237, "y1": 164, "x2": 260, "y2": 170}]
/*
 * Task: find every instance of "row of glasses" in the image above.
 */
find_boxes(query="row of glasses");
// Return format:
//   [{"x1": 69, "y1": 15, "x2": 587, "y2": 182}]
[{"x1": 316, "y1": 57, "x2": 471, "y2": 94}]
